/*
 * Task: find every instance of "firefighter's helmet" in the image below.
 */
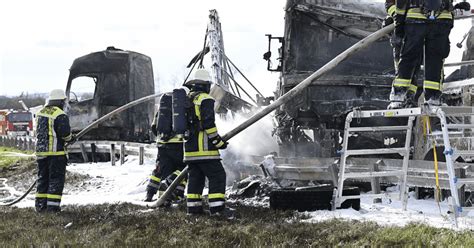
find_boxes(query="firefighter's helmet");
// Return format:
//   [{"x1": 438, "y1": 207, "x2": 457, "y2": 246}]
[
  {"x1": 49, "y1": 89, "x2": 67, "y2": 101},
  {"x1": 185, "y1": 69, "x2": 212, "y2": 86}
]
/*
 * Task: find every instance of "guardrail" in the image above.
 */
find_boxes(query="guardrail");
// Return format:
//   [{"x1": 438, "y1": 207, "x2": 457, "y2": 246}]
[
  {"x1": 0, "y1": 135, "x2": 157, "y2": 165},
  {"x1": 0, "y1": 135, "x2": 36, "y2": 151}
]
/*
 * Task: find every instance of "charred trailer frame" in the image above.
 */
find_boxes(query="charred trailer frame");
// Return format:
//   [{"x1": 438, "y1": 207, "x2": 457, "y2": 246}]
[
  {"x1": 268, "y1": 0, "x2": 402, "y2": 158},
  {"x1": 66, "y1": 47, "x2": 155, "y2": 143}
]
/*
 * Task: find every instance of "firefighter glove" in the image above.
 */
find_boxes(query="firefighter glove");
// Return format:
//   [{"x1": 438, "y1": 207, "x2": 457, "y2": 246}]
[
  {"x1": 65, "y1": 134, "x2": 77, "y2": 146},
  {"x1": 159, "y1": 133, "x2": 171, "y2": 142},
  {"x1": 382, "y1": 16, "x2": 394, "y2": 28},
  {"x1": 454, "y1": 2, "x2": 471, "y2": 11},
  {"x1": 211, "y1": 135, "x2": 228, "y2": 149}
]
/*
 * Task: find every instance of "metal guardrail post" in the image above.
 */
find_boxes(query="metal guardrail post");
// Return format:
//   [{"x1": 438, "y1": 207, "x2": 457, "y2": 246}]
[
  {"x1": 110, "y1": 144, "x2": 116, "y2": 166},
  {"x1": 120, "y1": 144, "x2": 126, "y2": 165},
  {"x1": 139, "y1": 147, "x2": 144, "y2": 165},
  {"x1": 80, "y1": 143, "x2": 89, "y2": 163},
  {"x1": 91, "y1": 143, "x2": 97, "y2": 163}
]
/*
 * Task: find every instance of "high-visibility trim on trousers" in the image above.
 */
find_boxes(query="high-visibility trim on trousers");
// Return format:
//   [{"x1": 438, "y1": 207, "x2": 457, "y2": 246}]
[
  {"x1": 424, "y1": 80, "x2": 441, "y2": 91},
  {"x1": 187, "y1": 194, "x2": 202, "y2": 199},
  {"x1": 393, "y1": 78, "x2": 411, "y2": 88}
]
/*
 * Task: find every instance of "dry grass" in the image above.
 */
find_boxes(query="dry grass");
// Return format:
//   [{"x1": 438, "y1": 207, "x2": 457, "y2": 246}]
[{"x1": 1, "y1": 203, "x2": 473, "y2": 247}]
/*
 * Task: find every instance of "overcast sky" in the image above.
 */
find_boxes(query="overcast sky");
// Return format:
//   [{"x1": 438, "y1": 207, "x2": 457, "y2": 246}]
[
  {"x1": 0, "y1": 0, "x2": 286, "y2": 96},
  {"x1": 0, "y1": 0, "x2": 471, "y2": 97}
]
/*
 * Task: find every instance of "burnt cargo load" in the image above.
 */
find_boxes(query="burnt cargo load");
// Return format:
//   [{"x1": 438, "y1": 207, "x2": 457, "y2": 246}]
[
  {"x1": 269, "y1": 0, "x2": 397, "y2": 157},
  {"x1": 66, "y1": 47, "x2": 155, "y2": 142}
]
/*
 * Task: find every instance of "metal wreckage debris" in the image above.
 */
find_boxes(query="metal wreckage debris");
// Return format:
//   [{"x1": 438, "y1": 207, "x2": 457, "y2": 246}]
[{"x1": 3, "y1": 0, "x2": 474, "y2": 214}]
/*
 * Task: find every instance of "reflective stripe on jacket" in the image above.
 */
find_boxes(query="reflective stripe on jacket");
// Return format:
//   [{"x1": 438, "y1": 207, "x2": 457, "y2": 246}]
[
  {"x1": 184, "y1": 92, "x2": 221, "y2": 162},
  {"x1": 35, "y1": 106, "x2": 72, "y2": 156},
  {"x1": 395, "y1": 0, "x2": 453, "y2": 21}
]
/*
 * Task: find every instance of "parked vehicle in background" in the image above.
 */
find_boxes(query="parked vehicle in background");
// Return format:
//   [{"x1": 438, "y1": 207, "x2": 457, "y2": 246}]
[
  {"x1": 0, "y1": 111, "x2": 8, "y2": 135},
  {"x1": 4, "y1": 110, "x2": 33, "y2": 136}
]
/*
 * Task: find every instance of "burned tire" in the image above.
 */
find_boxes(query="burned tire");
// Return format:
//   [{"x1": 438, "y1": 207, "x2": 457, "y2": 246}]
[{"x1": 270, "y1": 185, "x2": 360, "y2": 212}]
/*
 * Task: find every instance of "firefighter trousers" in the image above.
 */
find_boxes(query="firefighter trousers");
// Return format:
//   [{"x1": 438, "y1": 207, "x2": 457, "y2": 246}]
[
  {"x1": 393, "y1": 21, "x2": 452, "y2": 100},
  {"x1": 391, "y1": 32, "x2": 422, "y2": 100},
  {"x1": 187, "y1": 160, "x2": 226, "y2": 214},
  {"x1": 146, "y1": 144, "x2": 186, "y2": 199},
  {"x1": 35, "y1": 155, "x2": 67, "y2": 212}
]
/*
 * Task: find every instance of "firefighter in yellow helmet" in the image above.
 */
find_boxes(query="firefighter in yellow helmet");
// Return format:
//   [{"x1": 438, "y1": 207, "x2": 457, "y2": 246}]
[
  {"x1": 183, "y1": 69, "x2": 235, "y2": 219},
  {"x1": 35, "y1": 89, "x2": 74, "y2": 213}
]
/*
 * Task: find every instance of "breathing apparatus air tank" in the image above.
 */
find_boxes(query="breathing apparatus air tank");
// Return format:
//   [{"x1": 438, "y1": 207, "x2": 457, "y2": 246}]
[
  {"x1": 156, "y1": 93, "x2": 173, "y2": 140},
  {"x1": 172, "y1": 87, "x2": 189, "y2": 140}
]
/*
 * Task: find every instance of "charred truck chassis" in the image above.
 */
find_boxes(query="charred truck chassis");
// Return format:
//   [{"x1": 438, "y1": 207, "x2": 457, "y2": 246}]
[
  {"x1": 270, "y1": 0, "x2": 401, "y2": 157},
  {"x1": 66, "y1": 47, "x2": 155, "y2": 143}
]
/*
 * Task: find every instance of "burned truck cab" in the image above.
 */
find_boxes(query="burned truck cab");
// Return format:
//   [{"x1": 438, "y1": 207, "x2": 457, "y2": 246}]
[
  {"x1": 66, "y1": 47, "x2": 155, "y2": 142},
  {"x1": 266, "y1": 0, "x2": 396, "y2": 157}
]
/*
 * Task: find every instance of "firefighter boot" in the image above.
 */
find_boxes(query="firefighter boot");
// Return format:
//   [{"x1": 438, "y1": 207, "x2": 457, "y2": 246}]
[
  {"x1": 387, "y1": 87, "x2": 408, "y2": 109},
  {"x1": 35, "y1": 198, "x2": 47, "y2": 213},
  {"x1": 210, "y1": 207, "x2": 238, "y2": 220},
  {"x1": 424, "y1": 90, "x2": 442, "y2": 108},
  {"x1": 404, "y1": 89, "x2": 417, "y2": 108},
  {"x1": 144, "y1": 191, "x2": 155, "y2": 202}
]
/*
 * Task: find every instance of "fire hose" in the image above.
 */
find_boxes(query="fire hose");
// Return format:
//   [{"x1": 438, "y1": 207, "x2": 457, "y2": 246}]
[
  {"x1": 0, "y1": 93, "x2": 162, "y2": 206},
  {"x1": 150, "y1": 23, "x2": 396, "y2": 208}
]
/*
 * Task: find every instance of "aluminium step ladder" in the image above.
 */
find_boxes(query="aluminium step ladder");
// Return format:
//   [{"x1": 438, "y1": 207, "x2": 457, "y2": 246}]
[
  {"x1": 431, "y1": 106, "x2": 474, "y2": 224},
  {"x1": 333, "y1": 107, "x2": 421, "y2": 210}
]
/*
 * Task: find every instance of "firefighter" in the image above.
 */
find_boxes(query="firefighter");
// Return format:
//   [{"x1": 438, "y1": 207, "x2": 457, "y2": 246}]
[
  {"x1": 388, "y1": 0, "x2": 470, "y2": 109},
  {"x1": 35, "y1": 89, "x2": 74, "y2": 213},
  {"x1": 384, "y1": 0, "x2": 422, "y2": 108},
  {"x1": 144, "y1": 92, "x2": 187, "y2": 203},
  {"x1": 184, "y1": 69, "x2": 234, "y2": 219}
]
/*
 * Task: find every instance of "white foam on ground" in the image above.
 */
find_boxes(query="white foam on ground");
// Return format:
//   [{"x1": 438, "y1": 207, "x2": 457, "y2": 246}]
[{"x1": 4, "y1": 157, "x2": 474, "y2": 230}]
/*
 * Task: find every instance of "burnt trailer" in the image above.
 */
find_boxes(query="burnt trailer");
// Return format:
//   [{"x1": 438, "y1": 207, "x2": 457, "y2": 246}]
[
  {"x1": 66, "y1": 47, "x2": 155, "y2": 143},
  {"x1": 265, "y1": 0, "x2": 398, "y2": 158}
]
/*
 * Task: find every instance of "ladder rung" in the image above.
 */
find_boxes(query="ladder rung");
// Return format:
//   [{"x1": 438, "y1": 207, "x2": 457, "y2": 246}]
[
  {"x1": 343, "y1": 171, "x2": 403, "y2": 179},
  {"x1": 344, "y1": 148, "x2": 408, "y2": 156},
  {"x1": 445, "y1": 124, "x2": 474, "y2": 129},
  {"x1": 461, "y1": 207, "x2": 474, "y2": 212},
  {"x1": 352, "y1": 107, "x2": 421, "y2": 118},
  {"x1": 348, "y1": 126, "x2": 410, "y2": 132},
  {"x1": 338, "y1": 193, "x2": 399, "y2": 201},
  {"x1": 457, "y1": 178, "x2": 474, "y2": 185},
  {"x1": 439, "y1": 106, "x2": 474, "y2": 116},
  {"x1": 454, "y1": 150, "x2": 474, "y2": 157}
]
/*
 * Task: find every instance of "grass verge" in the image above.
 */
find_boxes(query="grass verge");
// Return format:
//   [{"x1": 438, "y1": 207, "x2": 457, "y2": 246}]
[
  {"x1": 1, "y1": 204, "x2": 473, "y2": 247},
  {"x1": 0, "y1": 146, "x2": 32, "y2": 169}
]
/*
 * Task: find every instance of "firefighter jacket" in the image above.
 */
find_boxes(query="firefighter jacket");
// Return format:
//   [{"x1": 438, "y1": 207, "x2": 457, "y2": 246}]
[
  {"x1": 151, "y1": 111, "x2": 184, "y2": 145},
  {"x1": 183, "y1": 91, "x2": 221, "y2": 162},
  {"x1": 386, "y1": 0, "x2": 396, "y2": 17},
  {"x1": 35, "y1": 106, "x2": 72, "y2": 156},
  {"x1": 395, "y1": 0, "x2": 453, "y2": 21}
]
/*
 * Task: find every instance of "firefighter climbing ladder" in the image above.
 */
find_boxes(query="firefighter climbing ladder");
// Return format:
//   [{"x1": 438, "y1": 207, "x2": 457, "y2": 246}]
[
  {"x1": 334, "y1": 106, "x2": 474, "y2": 225},
  {"x1": 334, "y1": 107, "x2": 420, "y2": 211}
]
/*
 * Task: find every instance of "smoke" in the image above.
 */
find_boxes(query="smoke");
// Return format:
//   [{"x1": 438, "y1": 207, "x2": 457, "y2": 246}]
[
  {"x1": 216, "y1": 113, "x2": 278, "y2": 157},
  {"x1": 215, "y1": 113, "x2": 278, "y2": 184}
]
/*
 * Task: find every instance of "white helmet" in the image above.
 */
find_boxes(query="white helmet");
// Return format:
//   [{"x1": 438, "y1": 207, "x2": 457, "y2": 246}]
[
  {"x1": 49, "y1": 89, "x2": 67, "y2": 101},
  {"x1": 185, "y1": 69, "x2": 212, "y2": 86}
]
